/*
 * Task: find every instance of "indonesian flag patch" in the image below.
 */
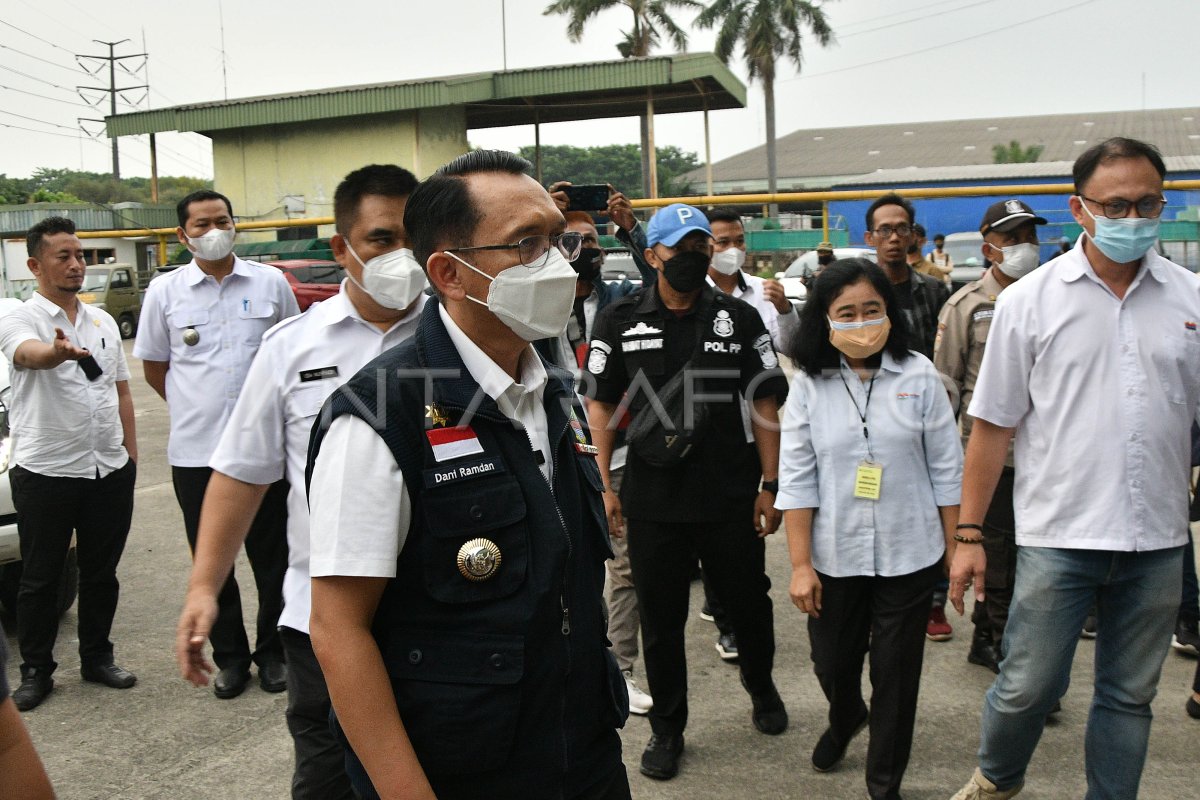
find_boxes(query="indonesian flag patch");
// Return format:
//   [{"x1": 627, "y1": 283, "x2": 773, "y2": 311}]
[{"x1": 427, "y1": 426, "x2": 485, "y2": 462}]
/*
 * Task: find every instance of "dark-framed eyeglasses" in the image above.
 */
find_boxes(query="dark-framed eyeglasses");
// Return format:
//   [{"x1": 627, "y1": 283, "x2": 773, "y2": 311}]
[
  {"x1": 871, "y1": 224, "x2": 913, "y2": 239},
  {"x1": 1079, "y1": 194, "x2": 1167, "y2": 220},
  {"x1": 446, "y1": 231, "x2": 583, "y2": 269}
]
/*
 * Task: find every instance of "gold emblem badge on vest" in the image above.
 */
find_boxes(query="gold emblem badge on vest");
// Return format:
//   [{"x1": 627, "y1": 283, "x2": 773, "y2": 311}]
[{"x1": 457, "y1": 537, "x2": 502, "y2": 581}]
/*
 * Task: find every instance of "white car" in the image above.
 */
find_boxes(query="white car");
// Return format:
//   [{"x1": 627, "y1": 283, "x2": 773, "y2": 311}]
[{"x1": 778, "y1": 247, "x2": 878, "y2": 308}]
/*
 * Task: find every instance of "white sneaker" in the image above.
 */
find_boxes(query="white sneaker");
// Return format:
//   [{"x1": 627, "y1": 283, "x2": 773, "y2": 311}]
[
  {"x1": 624, "y1": 671, "x2": 653, "y2": 715},
  {"x1": 949, "y1": 768, "x2": 1022, "y2": 799}
]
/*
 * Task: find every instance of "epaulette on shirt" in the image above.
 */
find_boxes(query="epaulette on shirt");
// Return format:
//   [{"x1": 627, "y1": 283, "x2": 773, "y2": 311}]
[{"x1": 944, "y1": 279, "x2": 983, "y2": 308}]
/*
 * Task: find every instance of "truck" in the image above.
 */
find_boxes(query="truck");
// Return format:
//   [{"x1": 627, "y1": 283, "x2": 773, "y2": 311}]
[{"x1": 78, "y1": 263, "x2": 144, "y2": 339}]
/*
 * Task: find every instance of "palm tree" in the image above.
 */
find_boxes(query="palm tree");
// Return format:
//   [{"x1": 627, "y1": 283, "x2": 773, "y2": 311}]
[
  {"x1": 545, "y1": 0, "x2": 701, "y2": 196},
  {"x1": 697, "y1": 0, "x2": 834, "y2": 212}
]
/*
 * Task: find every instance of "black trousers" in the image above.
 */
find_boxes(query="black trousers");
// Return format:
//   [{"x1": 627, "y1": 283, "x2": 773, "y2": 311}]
[
  {"x1": 279, "y1": 626, "x2": 354, "y2": 800},
  {"x1": 627, "y1": 516, "x2": 776, "y2": 736},
  {"x1": 971, "y1": 466, "x2": 1018, "y2": 645},
  {"x1": 11, "y1": 460, "x2": 135, "y2": 675},
  {"x1": 701, "y1": 571, "x2": 734, "y2": 636},
  {"x1": 172, "y1": 466, "x2": 287, "y2": 672},
  {"x1": 808, "y1": 560, "x2": 941, "y2": 800}
]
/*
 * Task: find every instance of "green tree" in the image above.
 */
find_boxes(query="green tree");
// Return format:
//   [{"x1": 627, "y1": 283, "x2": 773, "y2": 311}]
[
  {"x1": 992, "y1": 140, "x2": 1044, "y2": 164},
  {"x1": 0, "y1": 168, "x2": 212, "y2": 206},
  {"x1": 518, "y1": 143, "x2": 700, "y2": 198},
  {"x1": 697, "y1": 0, "x2": 835, "y2": 214},
  {"x1": 544, "y1": 0, "x2": 701, "y2": 195}
]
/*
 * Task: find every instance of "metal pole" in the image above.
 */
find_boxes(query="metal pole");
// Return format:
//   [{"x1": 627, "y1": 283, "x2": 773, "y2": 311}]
[
  {"x1": 821, "y1": 201, "x2": 829, "y2": 241},
  {"x1": 108, "y1": 42, "x2": 119, "y2": 178},
  {"x1": 534, "y1": 111, "x2": 543, "y2": 185},
  {"x1": 646, "y1": 90, "x2": 658, "y2": 199},
  {"x1": 704, "y1": 103, "x2": 713, "y2": 199},
  {"x1": 501, "y1": 0, "x2": 508, "y2": 70},
  {"x1": 149, "y1": 133, "x2": 159, "y2": 202}
]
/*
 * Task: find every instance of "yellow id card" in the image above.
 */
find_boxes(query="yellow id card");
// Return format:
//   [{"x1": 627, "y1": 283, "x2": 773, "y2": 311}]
[{"x1": 854, "y1": 461, "x2": 883, "y2": 500}]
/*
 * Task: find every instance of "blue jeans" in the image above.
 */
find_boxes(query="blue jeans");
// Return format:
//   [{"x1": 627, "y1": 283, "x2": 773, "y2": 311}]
[{"x1": 978, "y1": 545, "x2": 1183, "y2": 800}]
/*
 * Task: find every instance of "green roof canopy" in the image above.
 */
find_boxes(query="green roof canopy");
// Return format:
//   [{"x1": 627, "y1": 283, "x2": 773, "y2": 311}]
[{"x1": 106, "y1": 53, "x2": 746, "y2": 137}]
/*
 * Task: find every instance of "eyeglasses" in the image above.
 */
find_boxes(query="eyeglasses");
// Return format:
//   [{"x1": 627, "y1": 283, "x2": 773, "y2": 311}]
[
  {"x1": 1079, "y1": 194, "x2": 1167, "y2": 219},
  {"x1": 446, "y1": 231, "x2": 583, "y2": 269},
  {"x1": 871, "y1": 224, "x2": 913, "y2": 239}
]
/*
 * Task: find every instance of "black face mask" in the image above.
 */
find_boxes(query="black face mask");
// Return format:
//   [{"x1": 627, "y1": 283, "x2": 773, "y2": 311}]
[
  {"x1": 571, "y1": 247, "x2": 603, "y2": 282},
  {"x1": 818, "y1": 254, "x2": 835, "y2": 266},
  {"x1": 661, "y1": 250, "x2": 710, "y2": 293}
]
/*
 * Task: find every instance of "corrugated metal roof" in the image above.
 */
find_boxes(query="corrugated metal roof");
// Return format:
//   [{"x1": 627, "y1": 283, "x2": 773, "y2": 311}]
[
  {"x1": 0, "y1": 203, "x2": 176, "y2": 237},
  {"x1": 685, "y1": 107, "x2": 1200, "y2": 186},
  {"x1": 106, "y1": 53, "x2": 746, "y2": 137},
  {"x1": 834, "y1": 155, "x2": 1200, "y2": 187}
]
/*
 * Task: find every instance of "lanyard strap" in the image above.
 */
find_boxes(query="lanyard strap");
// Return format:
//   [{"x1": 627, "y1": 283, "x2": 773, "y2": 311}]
[{"x1": 838, "y1": 370, "x2": 876, "y2": 456}]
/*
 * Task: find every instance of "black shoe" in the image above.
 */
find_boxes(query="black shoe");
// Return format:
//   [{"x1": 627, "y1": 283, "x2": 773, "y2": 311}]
[
  {"x1": 213, "y1": 667, "x2": 251, "y2": 699},
  {"x1": 12, "y1": 671, "x2": 53, "y2": 712},
  {"x1": 812, "y1": 708, "x2": 868, "y2": 772},
  {"x1": 1187, "y1": 695, "x2": 1200, "y2": 719},
  {"x1": 1172, "y1": 618, "x2": 1200, "y2": 656},
  {"x1": 81, "y1": 662, "x2": 137, "y2": 689},
  {"x1": 740, "y1": 674, "x2": 788, "y2": 735},
  {"x1": 967, "y1": 631, "x2": 1000, "y2": 674},
  {"x1": 258, "y1": 660, "x2": 287, "y2": 693},
  {"x1": 716, "y1": 632, "x2": 739, "y2": 662},
  {"x1": 640, "y1": 733, "x2": 684, "y2": 780}
]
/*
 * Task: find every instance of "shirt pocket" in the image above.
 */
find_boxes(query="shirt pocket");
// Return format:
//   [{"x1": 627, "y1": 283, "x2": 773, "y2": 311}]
[
  {"x1": 420, "y1": 475, "x2": 529, "y2": 604},
  {"x1": 166, "y1": 307, "x2": 214, "y2": 353},
  {"x1": 238, "y1": 300, "x2": 277, "y2": 346},
  {"x1": 1156, "y1": 331, "x2": 1200, "y2": 404},
  {"x1": 285, "y1": 383, "x2": 334, "y2": 425}
]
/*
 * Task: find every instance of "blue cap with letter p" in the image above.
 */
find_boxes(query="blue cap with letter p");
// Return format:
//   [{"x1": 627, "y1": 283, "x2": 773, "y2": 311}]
[{"x1": 646, "y1": 203, "x2": 712, "y2": 247}]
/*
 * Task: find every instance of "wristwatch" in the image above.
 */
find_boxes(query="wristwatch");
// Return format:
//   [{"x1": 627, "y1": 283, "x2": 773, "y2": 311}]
[{"x1": 761, "y1": 480, "x2": 779, "y2": 494}]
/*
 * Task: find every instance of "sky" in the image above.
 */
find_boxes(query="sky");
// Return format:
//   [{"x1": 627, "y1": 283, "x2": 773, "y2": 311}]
[{"x1": 1, "y1": 0, "x2": 1197, "y2": 183}]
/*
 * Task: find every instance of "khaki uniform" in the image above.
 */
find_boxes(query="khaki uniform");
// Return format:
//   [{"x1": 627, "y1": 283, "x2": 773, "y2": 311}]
[
  {"x1": 912, "y1": 256, "x2": 951, "y2": 283},
  {"x1": 933, "y1": 267, "x2": 1016, "y2": 649}
]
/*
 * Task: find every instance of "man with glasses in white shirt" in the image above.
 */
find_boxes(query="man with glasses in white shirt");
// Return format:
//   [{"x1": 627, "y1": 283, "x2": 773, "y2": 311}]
[
  {"x1": 948, "y1": 137, "x2": 1200, "y2": 800},
  {"x1": 136, "y1": 190, "x2": 299, "y2": 700}
]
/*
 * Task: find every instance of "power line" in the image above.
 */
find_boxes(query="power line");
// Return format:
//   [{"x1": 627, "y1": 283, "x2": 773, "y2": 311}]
[
  {"x1": 0, "y1": 41, "x2": 85, "y2": 74},
  {"x1": 838, "y1": 0, "x2": 1003, "y2": 39},
  {"x1": 0, "y1": 18, "x2": 76, "y2": 54},
  {"x1": 780, "y1": 0, "x2": 1101, "y2": 84},
  {"x1": 0, "y1": 108, "x2": 80, "y2": 132},
  {"x1": 0, "y1": 83, "x2": 93, "y2": 108},
  {"x1": 0, "y1": 121, "x2": 92, "y2": 141},
  {"x1": 836, "y1": 0, "x2": 989, "y2": 33},
  {"x1": 0, "y1": 62, "x2": 83, "y2": 94}
]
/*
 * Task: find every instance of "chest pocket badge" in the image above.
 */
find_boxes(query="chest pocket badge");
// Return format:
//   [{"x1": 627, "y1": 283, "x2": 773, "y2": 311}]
[
  {"x1": 457, "y1": 538, "x2": 502, "y2": 581},
  {"x1": 182, "y1": 328, "x2": 201, "y2": 346}
]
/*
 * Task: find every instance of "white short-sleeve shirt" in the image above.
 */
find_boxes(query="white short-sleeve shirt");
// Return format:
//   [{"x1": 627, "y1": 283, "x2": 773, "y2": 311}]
[
  {"x1": 309, "y1": 303, "x2": 552, "y2": 582},
  {"x1": 708, "y1": 271, "x2": 799, "y2": 352},
  {"x1": 968, "y1": 243, "x2": 1200, "y2": 551},
  {"x1": 133, "y1": 257, "x2": 300, "y2": 466},
  {"x1": 0, "y1": 293, "x2": 131, "y2": 478},
  {"x1": 209, "y1": 288, "x2": 426, "y2": 633}
]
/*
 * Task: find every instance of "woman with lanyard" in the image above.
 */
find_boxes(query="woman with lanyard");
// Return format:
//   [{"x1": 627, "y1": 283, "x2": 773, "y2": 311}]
[{"x1": 775, "y1": 258, "x2": 963, "y2": 800}]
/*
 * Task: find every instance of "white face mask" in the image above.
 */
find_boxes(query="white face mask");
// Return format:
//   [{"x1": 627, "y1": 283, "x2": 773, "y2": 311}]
[
  {"x1": 711, "y1": 247, "x2": 746, "y2": 276},
  {"x1": 187, "y1": 227, "x2": 236, "y2": 261},
  {"x1": 446, "y1": 249, "x2": 579, "y2": 341},
  {"x1": 345, "y1": 242, "x2": 428, "y2": 310},
  {"x1": 989, "y1": 242, "x2": 1041, "y2": 280}
]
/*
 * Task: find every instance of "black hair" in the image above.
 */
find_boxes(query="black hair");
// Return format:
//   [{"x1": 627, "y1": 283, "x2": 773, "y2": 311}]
[
  {"x1": 705, "y1": 206, "x2": 743, "y2": 226},
  {"x1": 865, "y1": 192, "x2": 915, "y2": 231},
  {"x1": 933, "y1": 233, "x2": 945, "y2": 242},
  {"x1": 26, "y1": 216, "x2": 76, "y2": 258},
  {"x1": 333, "y1": 164, "x2": 419, "y2": 235},
  {"x1": 785, "y1": 258, "x2": 910, "y2": 376},
  {"x1": 913, "y1": 223, "x2": 926, "y2": 237},
  {"x1": 404, "y1": 150, "x2": 532, "y2": 269},
  {"x1": 176, "y1": 190, "x2": 234, "y2": 228},
  {"x1": 1073, "y1": 137, "x2": 1167, "y2": 194}
]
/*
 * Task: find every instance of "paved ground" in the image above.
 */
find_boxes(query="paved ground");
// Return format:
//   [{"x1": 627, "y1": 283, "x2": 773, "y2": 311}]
[{"x1": 3, "y1": 339, "x2": 1198, "y2": 799}]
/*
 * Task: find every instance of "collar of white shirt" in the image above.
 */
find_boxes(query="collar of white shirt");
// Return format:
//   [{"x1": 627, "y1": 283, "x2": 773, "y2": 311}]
[
  {"x1": 839, "y1": 349, "x2": 905, "y2": 377},
  {"x1": 317, "y1": 282, "x2": 429, "y2": 331},
  {"x1": 183, "y1": 255, "x2": 254, "y2": 286},
  {"x1": 1058, "y1": 238, "x2": 1169, "y2": 287},
  {"x1": 437, "y1": 303, "x2": 548, "y2": 410},
  {"x1": 28, "y1": 291, "x2": 78, "y2": 321}
]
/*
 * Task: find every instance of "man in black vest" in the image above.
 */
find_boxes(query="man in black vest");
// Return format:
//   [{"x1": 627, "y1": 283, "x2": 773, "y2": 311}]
[
  {"x1": 306, "y1": 150, "x2": 629, "y2": 800},
  {"x1": 585, "y1": 203, "x2": 790, "y2": 781}
]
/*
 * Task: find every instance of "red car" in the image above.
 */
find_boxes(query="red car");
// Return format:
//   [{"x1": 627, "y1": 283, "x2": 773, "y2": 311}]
[{"x1": 271, "y1": 259, "x2": 345, "y2": 311}]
